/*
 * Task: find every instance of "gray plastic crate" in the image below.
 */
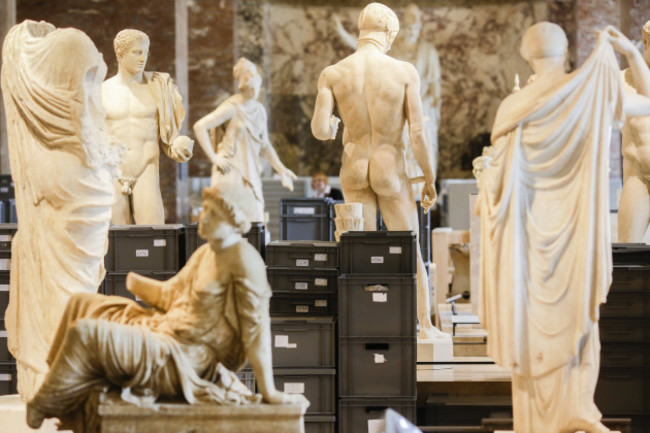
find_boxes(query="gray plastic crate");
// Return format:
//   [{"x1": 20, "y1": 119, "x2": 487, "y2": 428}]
[
  {"x1": 103, "y1": 271, "x2": 176, "y2": 307},
  {"x1": 338, "y1": 398, "x2": 416, "y2": 433},
  {"x1": 0, "y1": 271, "x2": 8, "y2": 315},
  {"x1": 0, "y1": 223, "x2": 17, "y2": 251},
  {"x1": 246, "y1": 222, "x2": 266, "y2": 259},
  {"x1": 339, "y1": 337, "x2": 416, "y2": 398},
  {"x1": 271, "y1": 317, "x2": 335, "y2": 368},
  {"x1": 105, "y1": 225, "x2": 184, "y2": 272},
  {"x1": 267, "y1": 267, "x2": 338, "y2": 294},
  {"x1": 270, "y1": 293, "x2": 336, "y2": 317},
  {"x1": 266, "y1": 241, "x2": 339, "y2": 269},
  {"x1": 271, "y1": 368, "x2": 336, "y2": 415},
  {"x1": 280, "y1": 198, "x2": 334, "y2": 242},
  {"x1": 338, "y1": 275, "x2": 416, "y2": 338},
  {"x1": 0, "y1": 318, "x2": 11, "y2": 362},
  {"x1": 305, "y1": 415, "x2": 336, "y2": 433},
  {"x1": 340, "y1": 232, "x2": 416, "y2": 275},
  {"x1": 0, "y1": 361, "x2": 17, "y2": 395}
]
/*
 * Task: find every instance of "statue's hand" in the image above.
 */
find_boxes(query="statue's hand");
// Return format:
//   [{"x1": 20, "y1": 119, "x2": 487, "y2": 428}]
[
  {"x1": 472, "y1": 154, "x2": 492, "y2": 180},
  {"x1": 603, "y1": 26, "x2": 637, "y2": 56},
  {"x1": 171, "y1": 135, "x2": 194, "y2": 162},
  {"x1": 213, "y1": 154, "x2": 232, "y2": 174},
  {"x1": 265, "y1": 389, "x2": 310, "y2": 411},
  {"x1": 329, "y1": 115, "x2": 341, "y2": 140},
  {"x1": 281, "y1": 167, "x2": 297, "y2": 192},
  {"x1": 421, "y1": 182, "x2": 437, "y2": 213}
]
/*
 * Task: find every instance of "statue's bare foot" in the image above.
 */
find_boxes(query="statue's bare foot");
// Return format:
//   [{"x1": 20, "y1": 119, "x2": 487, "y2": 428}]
[
  {"x1": 418, "y1": 324, "x2": 451, "y2": 340},
  {"x1": 265, "y1": 390, "x2": 310, "y2": 412},
  {"x1": 561, "y1": 419, "x2": 610, "y2": 433},
  {"x1": 26, "y1": 402, "x2": 46, "y2": 429}
]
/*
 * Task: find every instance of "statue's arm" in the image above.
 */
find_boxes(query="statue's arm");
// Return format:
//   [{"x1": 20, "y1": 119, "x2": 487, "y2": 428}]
[
  {"x1": 311, "y1": 68, "x2": 340, "y2": 141},
  {"x1": 126, "y1": 272, "x2": 166, "y2": 309},
  {"x1": 193, "y1": 102, "x2": 236, "y2": 164},
  {"x1": 606, "y1": 26, "x2": 650, "y2": 98},
  {"x1": 260, "y1": 141, "x2": 297, "y2": 191}
]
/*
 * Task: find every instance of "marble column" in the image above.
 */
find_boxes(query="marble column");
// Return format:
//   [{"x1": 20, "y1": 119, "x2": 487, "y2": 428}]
[{"x1": 0, "y1": 0, "x2": 16, "y2": 175}]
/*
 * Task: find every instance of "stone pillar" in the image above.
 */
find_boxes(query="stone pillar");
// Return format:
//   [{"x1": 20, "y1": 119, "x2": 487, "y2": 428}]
[
  {"x1": 175, "y1": 0, "x2": 189, "y2": 223},
  {"x1": 0, "y1": 0, "x2": 16, "y2": 175}
]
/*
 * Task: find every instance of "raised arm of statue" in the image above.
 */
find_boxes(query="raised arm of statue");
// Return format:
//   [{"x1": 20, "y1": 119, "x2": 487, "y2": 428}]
[
  {"x1": 193, "y1": 100, "x2": 237, "y2": 172},
  {"x1": 312, "y1": 69, "x2": 341, "y2": 141},
  {"x1": 606, "y1": 27, "x2": 650, "y2": 98},
  {"x1": 333, "y1": 14, "x2": 358, "y2": 50}
]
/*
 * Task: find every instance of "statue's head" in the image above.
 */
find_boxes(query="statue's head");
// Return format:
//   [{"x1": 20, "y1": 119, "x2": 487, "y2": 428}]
[
  {"x1": 520, "y1": 22, "x2": 567, "y2": 69},
  {"x1": 643, "y1": 20, "x2": 650, "y2": 63},
  {"x1": 233, "y1": 57, "x2": 261, "y2": 101},
  {"x1": 402, "y1": 3, "x2": 422, "y2": 45},
  {"x1": 358, "y1": 2, "x2": 399, "y2": 53},
  {"x1": 113, "y1": 29, "x2": 149, "y2": 75},
  {"x1": 199, "y1": 184, "x2": 253, "y2": 241}
]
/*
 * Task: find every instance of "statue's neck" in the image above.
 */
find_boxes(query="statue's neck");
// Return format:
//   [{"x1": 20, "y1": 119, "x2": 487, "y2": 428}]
[{"x1": 117, "y1": 66, "x2": 144, "y2": 85}]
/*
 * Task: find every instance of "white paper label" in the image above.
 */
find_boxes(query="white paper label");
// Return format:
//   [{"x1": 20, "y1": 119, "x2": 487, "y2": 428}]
[
  {"x1": 296, "y1": 259, "x2": 309, "y2": 267},
  {"x1": 371, "y1": 256, "x2": 384, "y2": 264},
  {"x1": 374, "y1": 353, "x2": 386, "y2": 363},
  {"x1": 0, "y1": 187, "x2": 8, "y2": 193},
  {"x1": 315, "y1": 299, "x2": 327, "y2": 307},
  {"x1": 153, "y1": 239, "x2": 166, "y2": 247},
  {"x1": 0, "y1": 374, "x2": 11, "y2": 381},
  {"x1": 294, "y1": 207, "x2": 315, "y2": 215},
  {"x1": 296, "y1": 305, "x2": 309, "y2": 313},
  {"x1": 0, "y1": 235, "x2": 12, "y2": 242},
  {"x1": 389, "y1": 246, "x2": 402, "y2": 254},
  {"x1": 136, "y1": 249, "x2": 149, "y2": 258},
  {"x1": 0, "y1": 284, "x2": 8, "y2": 292},
  {"x1": 372, "y1": 292, "x2": 388, "y2": 303},
  {"x1": 0, "y1": 331, "x2": 7, "y2": 338},
  {"x1": 284, "y1": 382, "x2": 305, "y2": 394},
  {"x1": 314, "y1": 278, "x2": 327, "y2": 287},
  {"x1": 314, "y1": 253, "x2": 327, "y2": 262},
  {"x1": 287, "y1": 343, "x2": 297, "y2": 348},
  {"x1": 135, "y1": 296, "x2": 142, "y2": 302},
  {"x1": 368, "y1": 419, "x2": 385, "y2": 433},
  {"x1": 0, "y1": 259, "x2": 10, "y2": 270},
  {"x1": 295, "y1": 282, "x2": 308, "y2": 290},
  {"x1": 275, "y1": 335, "x2": 289, "y2": 348}
]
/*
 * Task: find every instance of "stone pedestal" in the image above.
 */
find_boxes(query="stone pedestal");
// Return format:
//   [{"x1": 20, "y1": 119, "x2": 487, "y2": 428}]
[
  {"x1": 97, "y1": 394, "x2": 306, "y2": 433},
  {"x1": 417, "y1": 338, "x2": 453, "y2": 363},
  {"x1": 0, "y1": 394, "x2": 69, "y2": 433}
]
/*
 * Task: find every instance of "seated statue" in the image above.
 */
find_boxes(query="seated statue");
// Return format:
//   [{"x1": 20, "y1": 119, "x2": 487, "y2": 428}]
[{"x1": 26, "y1": 184, "x2": 309, "y2": 431}]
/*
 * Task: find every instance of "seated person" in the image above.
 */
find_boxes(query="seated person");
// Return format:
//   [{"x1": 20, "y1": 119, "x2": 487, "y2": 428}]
[{"x1": 311, "y1": 172, "x2": 343, "y2": 200}]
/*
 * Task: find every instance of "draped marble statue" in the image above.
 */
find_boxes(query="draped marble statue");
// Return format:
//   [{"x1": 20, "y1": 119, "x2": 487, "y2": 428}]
[
  {"x1": 26, "y1": 184, "x2": 309, "y2": 432},
  {"x1": 193, "y1": 58, "x2": 296, "y2": 222},
  {"x1": 474, "y1": 23, "x2": 650, "y2": 433},
  {"x1": 618, "y1": 20, "x2": 650, "y2": 242},
  {"x1": 1, "y1": 20, "x2": 117, "y2": 400},
  {"x1": 103, "y1": 29, "x2": 194, "y2": 225},
  {"x1": 313, "y1": 3, "x2": 446, "y2": 340},
  {"x1": 334, "y1": 3, "x2": 441, "y2": 195}
]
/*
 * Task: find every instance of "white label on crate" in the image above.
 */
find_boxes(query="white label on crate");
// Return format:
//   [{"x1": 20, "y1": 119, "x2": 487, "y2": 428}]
[
  {"x1": 314, "y1": 278, "x2": 327, "y2": 287},
  {"x1": 389, "y1": 246, "x2": 402, "y2": 254},
  {"x1": 373, "y1": 353, "x2": 386, "y2": 364},
  {"x1": 153, "y1": 239, "x2": 166, "y2": 247},
  {"x1": 296, "y1": 305, "x2": 309, "y2": 313},
  {"x1": 294, "y1": 207, "x2": 315, "y2": 215},
  {"x1": 0, "y1": 259, "x2": 10, "y2": 271},
  {"x1": 284, "y1": 382, "x2": 305, "y2": 394},
  {"x1": 372, "y1": 292, "x2": 388, "y2": 303},
  {"x1": 135, "y1": 296, "x2": 142, "y2": 302},
  {"x1": 136, "y1": 249, "x2": 149, "y2": 258},
  {"x1": 296, "y1": 259, "x2": 309, "y2": 267},
  {"x1": 287, "y1": 343, "x2": 297, "y2": 349},
  {"x1": 0, "y1": 187, "x2": 8, "y2": 193},
  {"x1": 370, "y1": 256, "x2": 384, "y2": 264},
  {"x1": 314, "y1": 253, "x2": 327, "y2": 262},
  {"x1": 0, "y1": 330, "x2": 7, "y2": 337},
  {"x1": 275, "y1": 335, "x2": 289, "y2": 348},
  {"x1": 315, "y1": 299, "x2": 327, "y2": 307},
  {"x1": 0, "y1": 284, "x2": 8, "y2": 292},
  {"x1": 0, "y1": 235, "x2": 12, "y2": 242},
  {"x1": 368, "y1": 419, "x2": 385, "y2": 433},
  {"x1": 295, "y1": 282, "x2": 308, "y2": 290},
  {"x1": 0, "y1": 374, "x2": 11, "y2": 381}
]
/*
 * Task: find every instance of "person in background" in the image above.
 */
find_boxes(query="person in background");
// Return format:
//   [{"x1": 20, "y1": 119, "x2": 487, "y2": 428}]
[{"x1": 311, "y1": 172, "x2": 344, "y2": 200}]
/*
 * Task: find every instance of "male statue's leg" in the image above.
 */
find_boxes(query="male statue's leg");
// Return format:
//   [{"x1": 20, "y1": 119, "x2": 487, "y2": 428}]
[
  {"x1": 618, "y1": 173, "x2": 650, "y2": 242},
  {"x1": 111, "y1": 179, "x2": 134, "y2": 225},
  {"x1": 132, "y1": 163, "x2": 165, "y2": 224}
]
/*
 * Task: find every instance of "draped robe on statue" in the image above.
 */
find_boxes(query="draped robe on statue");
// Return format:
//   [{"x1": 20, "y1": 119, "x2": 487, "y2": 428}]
[
  {"x1": 477, "y1": 37, "x2": 624, "y2": 431},
  {"x1": 1, "y1": 21, "x2": 116, "y2": 400}
]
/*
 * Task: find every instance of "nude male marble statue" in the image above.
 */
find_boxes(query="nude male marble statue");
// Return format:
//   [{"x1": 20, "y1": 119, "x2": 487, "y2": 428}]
[
  {"x1": 26, "y1": 184, "x2": 309, "y2": 431},
  {"x1": 618, "y1": 20, "x2": 650, "y2": 242},
  {"x1": 1, "y1": 20, "x2": 117, "y2": 400},
  {"x1": 193, "y1": 58, "x2": 296, "y2": 222},
  {"x1": 312, "y1": 2, "x2": 446, "y2": 340},
  {"x1": 474, "y1": 23, "x2": 650, "y2": 433},
  {"x1": 334, "y1": 3, "x2": 441, "y2": 195},
  {"x1": 103, "y1": 29, "x2": 194, "y2": 225}
]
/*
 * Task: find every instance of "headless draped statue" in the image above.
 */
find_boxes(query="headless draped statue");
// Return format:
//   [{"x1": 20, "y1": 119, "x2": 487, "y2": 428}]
[
  {"x1": 103, "y1": 29, "x2": 194, "y2": 225},
  {"x1": 1, "y1": 20, "x2": 117, "y2": 400},
  {"x1": 26, "y1": 184, "x2": 309, "y2": 432},
  {"x1": 474, "y1": 23, "x2": 650, "y2": 433},
  {"x1": 193, "y1": 58, "x2": 296, "y2": 223}
]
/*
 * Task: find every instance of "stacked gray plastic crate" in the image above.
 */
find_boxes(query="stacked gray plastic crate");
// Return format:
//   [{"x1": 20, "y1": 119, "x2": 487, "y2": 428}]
[
  {"x1": 266, "y1": 240, "x2": 340, "y2": 432},
  {"x1": 338, "y1": 231, "x2": 418, "y2": 432},
  {"x1": 280, "y1": 198, "x2": 338, "y2": 241},
  {"x1": 0, "y1": 176, "x2": 17, "y2": 224},
  {"x1": 0, "y1": 224, "x2": 17, "y2": 395}
]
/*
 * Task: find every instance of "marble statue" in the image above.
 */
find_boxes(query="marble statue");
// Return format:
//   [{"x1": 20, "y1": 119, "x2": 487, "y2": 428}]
[
  {"x1": 25, "y1": 183, "x2": 309, "y2": 431},
  {"x1": 334, "y1": 3, "x2": 441, "y2": 195},
  {"x1": 618, "y1": 20, "x2": 650, "y2": 243},
  {"x1": 193, "y1": 58, "x2": 297, "y2": 223},
  {"x1": 334, "y1": 202, "x2": 363, "y2": 241},
  {"x1": 103, "y1": 29, "x2": 194, "y2": 225},
  {"x1": 312, "y1": 2, "x2": 446, "y2": 340},
  {"x1": 1, "y1": 20, "x2": 117, "y2": 401},
  {"x1": 474, "y1": 23, "x2": 650, "y2": 433}
]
